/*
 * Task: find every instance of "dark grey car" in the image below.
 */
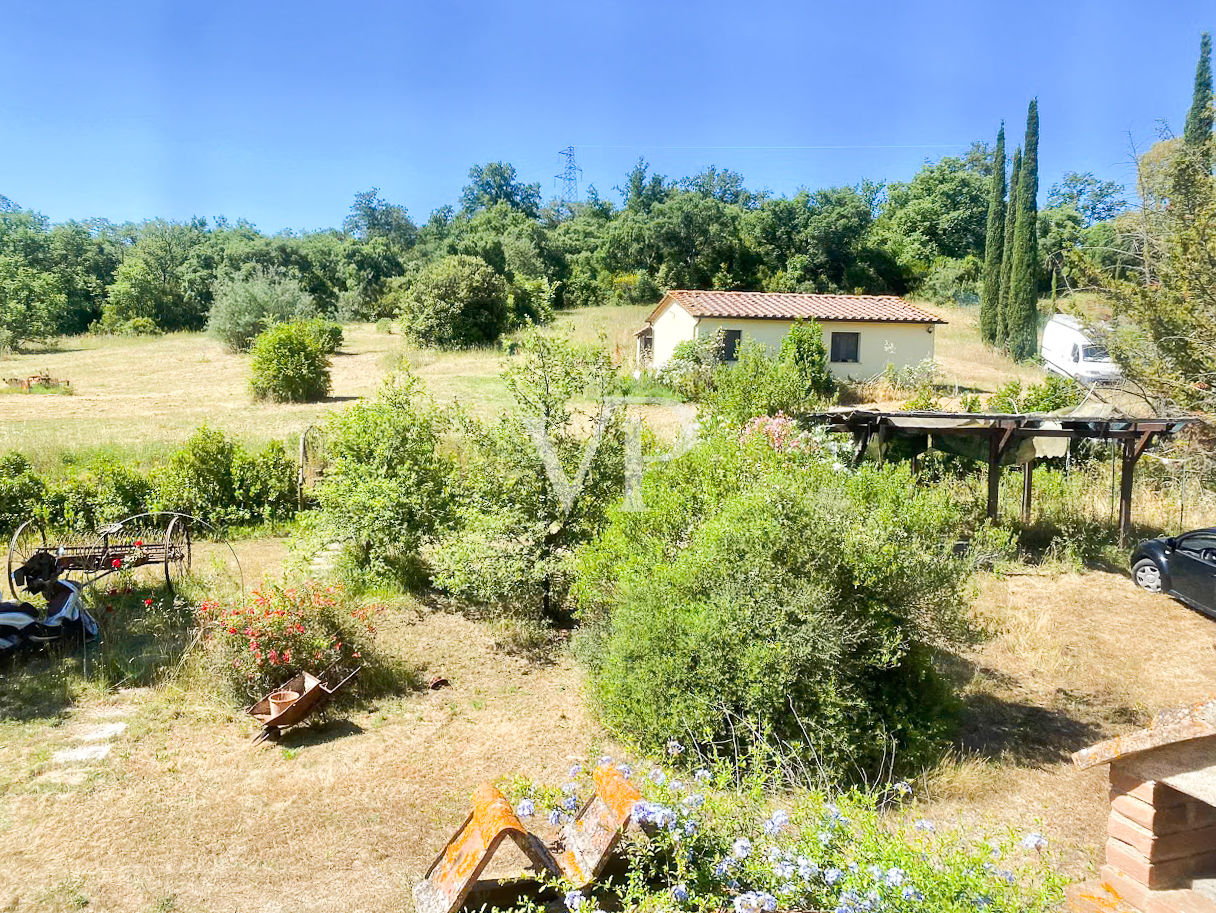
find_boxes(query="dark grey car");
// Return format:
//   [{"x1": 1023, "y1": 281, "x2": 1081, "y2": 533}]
[{"x1": 1131, "y1": 528, "x2": 1216, "y2": 617}]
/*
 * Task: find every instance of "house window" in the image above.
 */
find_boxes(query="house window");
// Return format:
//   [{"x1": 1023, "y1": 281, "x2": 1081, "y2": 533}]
[
  {"x1": 721, "y1": 329, "x2": 743, "y2": 362},
  {"x1": 830, "y1": 331, "x2": 860, "y2": 364}
]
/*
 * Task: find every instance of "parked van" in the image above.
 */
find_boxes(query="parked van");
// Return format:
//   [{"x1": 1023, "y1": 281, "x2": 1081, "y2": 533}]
[{"x1": 1040, "y1": 314, "x2": 1122, "y2": 384}]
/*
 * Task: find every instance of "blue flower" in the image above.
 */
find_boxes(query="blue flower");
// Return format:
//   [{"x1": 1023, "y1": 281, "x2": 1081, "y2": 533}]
[
  {"x1": 564, "y1": 889, "x2": 586, "y2": 911},
  {"x1": 562, "y1": 796, "x2": 579, "y2": 812},
  {"x1": 713, "y1": 859, "x2": 732, "y2": 879},
  {"x1": 774, "y1": 860, "x2": 796, "y2": 880},
  {"x1": 913, "y1": 819, "x2": 935, "y2": 832},
  {"x1": 901, "y1": 886, "x2": 924, "y2": 902},
  {"x1": 1019, "y1": 832, "x2": 1047, "y2": 851},
  {"x1": 515, "y1": 798, "x2": 535, "y2": 818},
  {"x1": 568, "y1": 763, "x2": 583, "y2": 778},
  {"x1": 617, "y1": 764, "x2": 632, "y2": 779},
  {"x1": 825, "y1": 867, "x2": 844, "y2": 885},
  {"x1": 682, "y1": 793, "x2": 705, "y2": 808},
  {"x1": 975, "y1": 895, "x2": 994, "y2": 908},
  {"x1": 562, "y1": 781, "x2": 579, "y2": 795},
  {"x1": 818, "y1": 831, "x2": 832, "y2": 845},
  {"x1": 671, "y1": 884, "x2": 689, "y2": 903},
  {"x1": 868, "y1": 865, "x2": 884, "y2": 880},
  {"x1": 885, "y1": 867, "x2": 905, "y2": 887},
  {"x1": 670, "y1": 779, "x2": 684, "y2": 791},
  {"x1": 732, "y1": 837, "x2": 752, "y2": 859},
  {"x1": 797, "y1": 855, "x2": 820, "y2": 880},
  {"x1": 693, "y1": 768, "x2": 711, "y2": 783},
  {"x1": 666, "y1": 738, "x2": 685, "y2": 756},
  {"x1": 548, "y1": 809, "x2": 566, "y2": 826},
  {"x1": 597, "y1": 755, "x2": 613, "y2": 768},
  {"x1": 649, "y1": 768, "x2": 667, "y2": 785},
  {"x1": 892, "y1": 780, "x2": 912, "y2": 796},
  {"x1": 683, "y1": 819, "x2": 699, "y2": 836},
  {"x1": 764, "y1": 809, "x2": 791, "y2": 835},
  {"x1": 734, "y1": 891, "x2": 777, "y2": 913}
]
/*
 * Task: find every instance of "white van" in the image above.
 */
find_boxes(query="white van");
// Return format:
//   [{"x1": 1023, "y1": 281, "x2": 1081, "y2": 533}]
[{"x1": 1040, "y1": 314, "x2": 1122, "y2": 385}]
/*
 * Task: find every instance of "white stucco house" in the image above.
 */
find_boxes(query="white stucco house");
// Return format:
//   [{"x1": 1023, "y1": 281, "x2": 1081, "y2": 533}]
[{"x1": 635, "y1": 290, "x2": 945, "y2": 379}]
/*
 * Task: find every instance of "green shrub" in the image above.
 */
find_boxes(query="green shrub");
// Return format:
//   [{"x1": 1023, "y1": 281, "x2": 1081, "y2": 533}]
[
  {"x1": 42, "y1": 458, "x2": 152, "y2": 532},
  {"x1": 399, "y1": 254, "x2": 509, "y2": 347},
  {"x1": 657, "y1": 331, "x2": 724, "y2": 399},
  {"x1": 0, "y1": 451, "x2": 45, "y2": 538},
  {"x1": 574, "y1": 431, "x2": 973, "y2": 781},
  {"x1": 986, "y1": 375, "x2": 1084, "y2": 414},
  {"x1": 920, "y1": 255, "x2": 982, "y2": 305},
  {"x1": 233, "y1": 440, "x2": 298, "y2": 523},
  {"x1": 152, "y1": 427, "x2": 296, "y2": 526},
  {"x1": 208, "y1": 270, "x2": 315, "y2": 353},
  {"x1": 297, "y1": 317, "x2": 343, "y2": 355},
  {"x1": 701, "y1": 336, "x2": 834, "y2": 429},
  {"x1": 780, "y1": 319, "x2": 836, "y2": 399},
  {"x1": 428, "y1": 332, "x2": 625, "y2": 616},
  {"x1": 314, "y1": 373, "x2": 453, "y2": 583},
  {"x1": 249, "y1": 321, "x2": 332, "y2": 403}
]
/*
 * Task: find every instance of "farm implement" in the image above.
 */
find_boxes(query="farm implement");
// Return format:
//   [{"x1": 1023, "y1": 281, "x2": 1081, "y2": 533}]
[
  {"x1": 7, "y1": 512, "x2": 192, "y2": 599},
  {"x1": 415, "y1": 763, "x2": 641, "y2": 913}
]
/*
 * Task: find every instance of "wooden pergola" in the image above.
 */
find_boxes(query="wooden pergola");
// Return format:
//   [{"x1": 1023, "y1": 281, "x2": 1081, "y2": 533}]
[{"x1": 805, "y1": 409, "x2": 1194, "y2": 542}]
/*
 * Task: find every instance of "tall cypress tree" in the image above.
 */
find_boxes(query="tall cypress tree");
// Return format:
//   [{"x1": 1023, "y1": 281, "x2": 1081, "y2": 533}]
[
  {"x1": 996, "y1": 147, "x2": 1021, "y2": 348},
  {"x1": 1007, "y1": 99, "x2": 1040, "y2": 361},
  {"x1": 1184, "y1": 32, "x2": 1213, "y2": 173},
  {"x1": 980, "y1": 123, "x2": 1006, "y2": 345}
]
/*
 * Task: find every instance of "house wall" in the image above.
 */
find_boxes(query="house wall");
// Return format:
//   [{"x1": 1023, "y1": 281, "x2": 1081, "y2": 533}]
[
  {"x1": 649, "y1": 312, "x2": 937, "y2": 378},
  {"x1": 649, "y1": 300, "x2": 700, "y2": 367}
]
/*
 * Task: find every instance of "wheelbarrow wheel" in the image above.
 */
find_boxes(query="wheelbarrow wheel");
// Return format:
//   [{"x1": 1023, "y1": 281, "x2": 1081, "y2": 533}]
[{"x1": 8, "y1": 518, "x2": 48, "y2": 599}]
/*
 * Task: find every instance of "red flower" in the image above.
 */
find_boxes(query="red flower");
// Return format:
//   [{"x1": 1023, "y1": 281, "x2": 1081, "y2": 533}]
[
  {"x1": 143, "y1": 598, "x2": 153, "y2": 607},
  {"x1": 134, "y1": 539, "x2": 143, "y2": 547},
  {"x1": 227, "y1": 626, "x2": 237, "y2": 634},
  {"x1": 111, "y1": 558, "x2": 123, "y2": 569}
]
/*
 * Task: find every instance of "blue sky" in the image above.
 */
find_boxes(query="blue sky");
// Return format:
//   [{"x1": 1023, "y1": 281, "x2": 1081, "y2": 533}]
[{"x1": 1, "y1": 0, "x2": 1210, "y2": 232}]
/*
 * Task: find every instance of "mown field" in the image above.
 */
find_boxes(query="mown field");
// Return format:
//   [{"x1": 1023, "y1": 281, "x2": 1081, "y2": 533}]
[{"x1": 3, "y1": 301, "x2": 1215, "y2": 912}]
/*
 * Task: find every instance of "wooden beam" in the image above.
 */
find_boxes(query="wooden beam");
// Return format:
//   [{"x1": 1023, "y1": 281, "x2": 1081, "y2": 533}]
[
  {"x1": 1022, "y1": 458, "x2": 1034, "y2": 523},
  {"x1": 987, "y1": 429, "x2": 1003, "y2": 521},
  {"x1": 1118, "y1": 431, "x2": 1155, "y2": 544}
]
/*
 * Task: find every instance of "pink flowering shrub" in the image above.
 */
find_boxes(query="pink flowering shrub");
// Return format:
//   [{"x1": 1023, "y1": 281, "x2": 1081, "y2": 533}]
[{"x1": 740, "y1": 413, "x2": 816, "y2": 453}]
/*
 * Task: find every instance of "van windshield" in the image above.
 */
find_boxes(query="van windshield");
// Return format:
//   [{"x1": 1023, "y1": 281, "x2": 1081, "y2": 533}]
[{"x1": 1082, "y1": 345, "x2": 1110, "y2": 362}]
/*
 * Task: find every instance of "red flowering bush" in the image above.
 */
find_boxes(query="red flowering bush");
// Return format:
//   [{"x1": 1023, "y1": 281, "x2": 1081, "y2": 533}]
[{"x1": 195, "y1": 581, "x2": 385, "y2": 701}]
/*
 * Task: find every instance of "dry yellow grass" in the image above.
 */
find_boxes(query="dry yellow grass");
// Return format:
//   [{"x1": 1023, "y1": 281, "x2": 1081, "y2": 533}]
[{"x1": 0, "y1": 609, "x2": 610, "y2": 913}]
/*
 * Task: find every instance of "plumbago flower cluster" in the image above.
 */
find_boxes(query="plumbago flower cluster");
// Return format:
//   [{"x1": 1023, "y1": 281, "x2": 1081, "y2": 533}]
[
  {"x1": 502, "y1": 751, "x2": 1065, "y2": 913},
  {"x1": 195, "y1": 581, "x2": 380, "y2": 699}
]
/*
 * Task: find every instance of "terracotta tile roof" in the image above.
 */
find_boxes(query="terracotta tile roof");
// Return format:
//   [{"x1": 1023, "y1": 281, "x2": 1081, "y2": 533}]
[{"x1": 649, "y1": 290, "x2": 945, "y2": 325}]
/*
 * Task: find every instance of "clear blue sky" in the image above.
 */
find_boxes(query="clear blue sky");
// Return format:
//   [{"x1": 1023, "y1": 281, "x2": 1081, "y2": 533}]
[{"x1": 1, "y1": 0, "x2": 1210, "y2": 232}]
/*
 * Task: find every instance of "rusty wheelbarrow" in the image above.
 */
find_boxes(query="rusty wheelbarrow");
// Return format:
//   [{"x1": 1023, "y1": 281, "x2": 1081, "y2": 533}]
[{"x1": 246, "y1": 662, "x2": 361, "y2": 744}]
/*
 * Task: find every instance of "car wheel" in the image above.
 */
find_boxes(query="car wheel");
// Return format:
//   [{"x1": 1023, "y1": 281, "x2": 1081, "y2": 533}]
[{"x1": 1133, "y1": 558, "x2": 1164, "y2": 594}]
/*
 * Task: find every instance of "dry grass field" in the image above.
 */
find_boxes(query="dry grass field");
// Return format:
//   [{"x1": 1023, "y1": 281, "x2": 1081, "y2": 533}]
[{"x1": 0, "y1": 307, "x2": 652, "y2": 467}]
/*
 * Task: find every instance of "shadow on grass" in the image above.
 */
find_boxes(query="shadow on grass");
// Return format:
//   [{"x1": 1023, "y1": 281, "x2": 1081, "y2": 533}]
[
  {"x1": 0, "y1": 652, "x2": 79, "y2": 722},
  {"x1": 954, "y1": 690, "x2": 1106, "y2": 766},
  {"x1": 278, "y1": 718, "x2": 366, "y2": 749}
]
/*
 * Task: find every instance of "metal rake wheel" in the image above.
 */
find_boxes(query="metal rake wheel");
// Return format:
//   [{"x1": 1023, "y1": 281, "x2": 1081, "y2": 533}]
[{"x1": 7, "y1": 518, "x2": 48, "y2": 599}]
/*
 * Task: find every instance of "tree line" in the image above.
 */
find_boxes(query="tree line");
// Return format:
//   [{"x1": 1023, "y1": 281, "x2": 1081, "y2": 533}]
[{"x1": 2, "y1": 131, "x2": 1129, "y2": 353}]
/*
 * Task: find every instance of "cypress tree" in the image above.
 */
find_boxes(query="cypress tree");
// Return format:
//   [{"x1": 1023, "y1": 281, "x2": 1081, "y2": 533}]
[
  {"x1": 1184, "y1": 32, "x2": 1213, "y2": 174},
  {"x1": 996, "y1": 147, "x2": 1021, "y2": 348},
  {"x1": 980, "y1": 123, "x2": 1006, "y2": 345},
  {"x1": 1007, "y1": 99, "x2": 1040, "y2": 362},
  {"x1": 1184, "y1": 32, "x2": 1213, "y2": 147}
]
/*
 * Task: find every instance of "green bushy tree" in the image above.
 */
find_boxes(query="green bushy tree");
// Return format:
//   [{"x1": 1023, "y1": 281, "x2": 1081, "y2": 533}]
[
  {"x1": 249, "y1": 321, "x2": 332, "y2": 402},
  {"x1": 574, "y1": 431, "x2": 974, "y2": 780},
  {"x1": 314, "y1": 373, "x2": 453, "y2": 581},
  {"x1": 398, "y1": 254, "x2": 509, "y2": 347},
  {"x1": 208, "y1": 270, "x2": 315, "y2": 352}
]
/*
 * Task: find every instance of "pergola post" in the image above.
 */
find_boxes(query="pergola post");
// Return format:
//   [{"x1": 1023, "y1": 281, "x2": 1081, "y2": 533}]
[
  {"x1": 987, "y1": 431, "x2": 1002, "y2": 521},
  {"x1": 1119, "y1": 431, "x2": 1154, "y2": 545},
  {"x1": 1021, "y1": 458, "x2": 1034, "y2": 523}
]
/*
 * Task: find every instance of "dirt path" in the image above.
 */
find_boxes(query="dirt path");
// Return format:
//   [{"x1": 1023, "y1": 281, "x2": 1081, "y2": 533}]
[{"x1": 1, "y1": 612, "x2": 602, "y2": 913}]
